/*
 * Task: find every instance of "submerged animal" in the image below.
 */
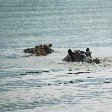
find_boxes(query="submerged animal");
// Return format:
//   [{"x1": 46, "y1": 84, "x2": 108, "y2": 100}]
[
  {"x1": 24, "y1": 44, "x2": 54, "y2": 56},
  {"x1": 63, "y1": 49, "x2": 100, "y2": 64}
]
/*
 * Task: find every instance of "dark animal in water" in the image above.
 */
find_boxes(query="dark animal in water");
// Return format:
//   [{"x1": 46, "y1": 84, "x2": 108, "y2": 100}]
[
  {"x1": 24, "y1": 44, "x2": 54, "y2": 56},
  {"x1": 63, "y1": 49, "x2": 100, "y2": 64}
]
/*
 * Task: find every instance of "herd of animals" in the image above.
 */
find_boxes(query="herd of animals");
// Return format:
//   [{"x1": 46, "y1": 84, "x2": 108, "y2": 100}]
[{"x1": 24, "y1": 44, "x2": 100, "y2": 64}]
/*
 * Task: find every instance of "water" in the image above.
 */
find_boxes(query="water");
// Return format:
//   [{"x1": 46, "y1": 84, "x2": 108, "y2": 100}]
[
  {"x1": 0, "y1": 0, "x2": 112, "y2": 112},
  {"x1": 0, "y1": 0, "x2": 112, "y2": 48}
]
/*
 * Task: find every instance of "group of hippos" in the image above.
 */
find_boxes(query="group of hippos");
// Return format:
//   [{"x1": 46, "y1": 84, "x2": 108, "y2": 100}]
[{"x1": 24, "y1": 44, "x2": 100, "y2": 64}]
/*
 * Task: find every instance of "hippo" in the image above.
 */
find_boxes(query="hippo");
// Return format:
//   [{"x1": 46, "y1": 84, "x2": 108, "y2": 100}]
[
  {"x1": 63, "y1": 49, "x2": 100, "y2": 64},
  {"x1": 24, "y1": 44, "x2": 54, "y2": 56}
]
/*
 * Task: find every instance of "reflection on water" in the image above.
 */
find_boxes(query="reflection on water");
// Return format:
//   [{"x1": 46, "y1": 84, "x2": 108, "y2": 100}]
[
  {"x1": 0, "y1": 70, "x2": 112, "y2": 112},
  {"x1": 0, "y1": 0, "x2": 112, "y2": 48},
  {"x1": 1, "y1": 0, "x2": 112, "y2": 111}
]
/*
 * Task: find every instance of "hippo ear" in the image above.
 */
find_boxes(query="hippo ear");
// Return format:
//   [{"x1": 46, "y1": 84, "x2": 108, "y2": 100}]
[
  {"x1": 86, "y1": 48, "x2": 90, "y2": 51},
  {"x1": 49, "y1": 44, "x2": 52, "y2": 47}
]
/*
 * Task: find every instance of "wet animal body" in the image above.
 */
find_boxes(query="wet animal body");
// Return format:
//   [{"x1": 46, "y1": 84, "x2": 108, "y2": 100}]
[
  {"x1": 63, "y1": 49, "x2": 100, "y2": 64},
  {"x1": 24, "y1": 44, "x2": 54, "y2": 56}
]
